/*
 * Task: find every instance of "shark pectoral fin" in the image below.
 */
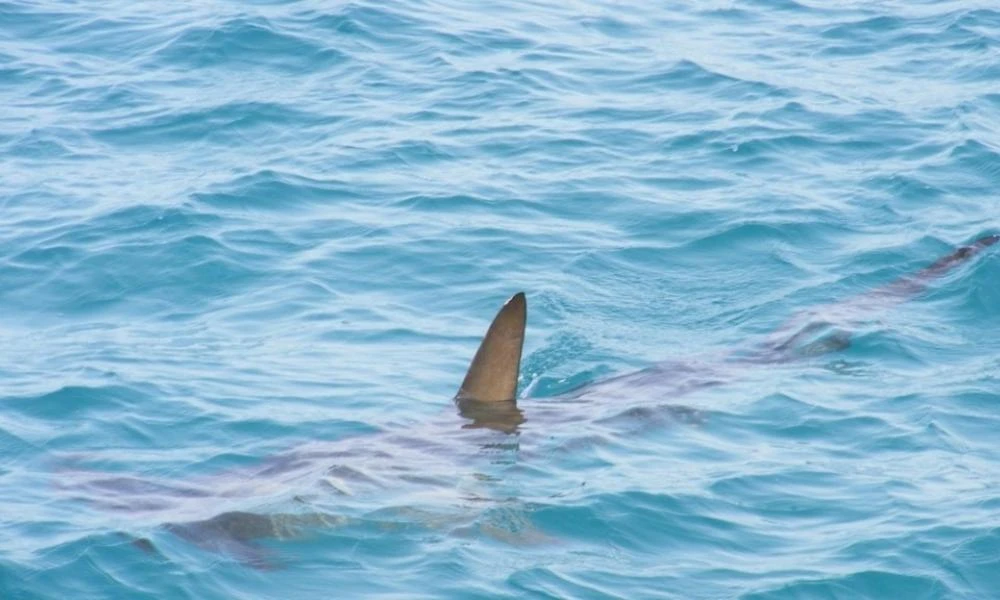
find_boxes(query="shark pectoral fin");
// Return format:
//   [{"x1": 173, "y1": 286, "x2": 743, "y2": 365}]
[{"x1": 456, "y1": 292, "x2": 526, "y2": 404}]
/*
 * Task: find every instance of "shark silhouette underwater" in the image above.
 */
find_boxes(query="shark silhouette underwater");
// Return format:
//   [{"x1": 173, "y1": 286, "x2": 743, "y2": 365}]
[{"x1": 58, "y1": 234, "x2": 998, "y2": 567}]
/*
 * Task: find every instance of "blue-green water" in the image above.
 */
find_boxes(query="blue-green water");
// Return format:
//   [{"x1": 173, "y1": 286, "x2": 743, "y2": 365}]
[{"x1": 2, "y1": 1, "x2": 1000, "y2": 598}]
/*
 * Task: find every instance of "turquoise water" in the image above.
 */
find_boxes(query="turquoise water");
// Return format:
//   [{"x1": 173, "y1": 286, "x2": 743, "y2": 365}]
[{"x1": 2, "y1": 0, "x2": 1000, "y2": 597}]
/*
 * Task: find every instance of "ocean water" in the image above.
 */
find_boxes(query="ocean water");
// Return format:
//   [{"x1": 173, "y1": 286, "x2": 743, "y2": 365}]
[{"x1": 2, "y1": 0, "x2": 999, "y2": 598}]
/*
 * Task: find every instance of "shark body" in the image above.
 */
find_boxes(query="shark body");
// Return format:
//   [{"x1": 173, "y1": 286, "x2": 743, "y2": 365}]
[{"x1": 59, "y1": 234, "x2": 998, "y2": 566}]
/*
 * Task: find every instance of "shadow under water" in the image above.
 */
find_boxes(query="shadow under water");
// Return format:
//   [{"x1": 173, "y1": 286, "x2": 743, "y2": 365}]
[{"x1": 52, "y1": 234, "x2": 999, "y2": 567}]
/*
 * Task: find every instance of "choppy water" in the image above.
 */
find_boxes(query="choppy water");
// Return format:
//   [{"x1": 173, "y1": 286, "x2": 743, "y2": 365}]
[{"x1": 2, "y1": 1, "x2": 1000, "y2": 598}]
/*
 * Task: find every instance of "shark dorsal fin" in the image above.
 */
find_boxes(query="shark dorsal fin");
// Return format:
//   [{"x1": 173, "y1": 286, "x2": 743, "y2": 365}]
[{"x1": 456, "y1": 292, "x2": 526, "y2": 403}]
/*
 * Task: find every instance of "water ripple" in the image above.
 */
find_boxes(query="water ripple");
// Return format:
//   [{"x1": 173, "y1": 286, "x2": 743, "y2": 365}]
[{"x1": 2, "y1": 0, "x2": 1000, "y2": 598}]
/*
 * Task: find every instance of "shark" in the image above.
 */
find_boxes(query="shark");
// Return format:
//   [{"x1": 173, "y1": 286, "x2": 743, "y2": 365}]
[{"x1": 57, "y1": 234, "x2": 998, "y2": 567}]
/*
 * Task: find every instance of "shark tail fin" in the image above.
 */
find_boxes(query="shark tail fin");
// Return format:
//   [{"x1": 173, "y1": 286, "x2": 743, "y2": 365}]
[{"x1": 456, "y1": 292, "x2": 526, "y2": 403}]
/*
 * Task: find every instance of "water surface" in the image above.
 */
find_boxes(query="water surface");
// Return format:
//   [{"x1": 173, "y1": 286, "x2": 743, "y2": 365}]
[{"x1": 2, "y1": 0, "x2": 999, "y2": 598}]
